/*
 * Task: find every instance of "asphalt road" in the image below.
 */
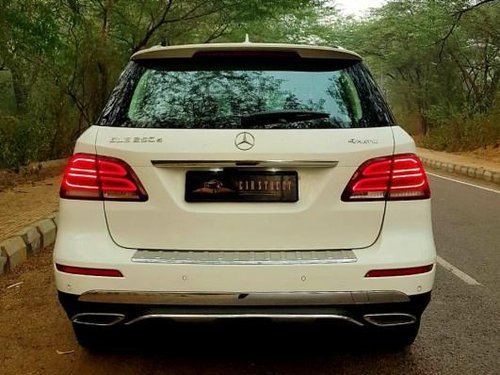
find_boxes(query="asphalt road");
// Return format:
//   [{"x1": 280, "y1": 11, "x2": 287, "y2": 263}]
[{"x1": 0, "y1": 170, "x2": 499, "y2": 375}]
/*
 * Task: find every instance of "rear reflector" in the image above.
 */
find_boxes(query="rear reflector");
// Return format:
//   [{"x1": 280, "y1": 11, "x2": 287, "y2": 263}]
[
  {"x1": 365, "y1": 264, "x2": 434, "y2": 278},
  {"x1": 342, "y1": 153, "x2": 430, "y2": 201},
  {"x1": 60, "y1": 153, "x2": 148, "y2": 201},
  {"x1": 56, "y1": 264, "x2": 123, "y2": 277}
]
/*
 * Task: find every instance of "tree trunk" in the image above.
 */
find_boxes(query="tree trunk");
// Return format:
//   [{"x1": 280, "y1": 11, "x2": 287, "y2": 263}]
[{"x1": 9, "y1": 66, "x2": 28, "y2": 112}]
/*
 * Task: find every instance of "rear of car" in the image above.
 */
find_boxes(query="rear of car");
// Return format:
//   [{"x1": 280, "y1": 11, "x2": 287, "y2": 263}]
[{"x1": 54, "y1": 43, "x2": 436, "y2": 349}]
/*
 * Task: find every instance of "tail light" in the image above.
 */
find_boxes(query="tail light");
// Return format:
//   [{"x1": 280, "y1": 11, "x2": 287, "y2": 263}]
[
  {"x1": 342, "y1": 154, "x2": 430, "y2": 201},
  {"x1": 56, "y1": 264, "x2": 123, "y2": 277},
  {"x1": 60, "y1": 153, "x2": 148, "y2": 201},
  {"x1": 365, "y1": 264, "x2": 434, "y2": 277}
]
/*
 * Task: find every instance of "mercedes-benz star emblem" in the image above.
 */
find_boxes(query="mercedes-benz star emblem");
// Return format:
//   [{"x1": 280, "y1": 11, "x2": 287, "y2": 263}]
[{"x1": 234, "y1": 132, "x2": 255, "y2": 151}]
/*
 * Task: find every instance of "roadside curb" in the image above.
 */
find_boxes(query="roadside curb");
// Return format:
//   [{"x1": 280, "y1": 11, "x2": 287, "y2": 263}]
[
  {"x1": 419, "y1": 157, "x2": 500, "y2": 185},
  {"x1": 0, "y1": 213, "x2": 58, "y2": 275}
]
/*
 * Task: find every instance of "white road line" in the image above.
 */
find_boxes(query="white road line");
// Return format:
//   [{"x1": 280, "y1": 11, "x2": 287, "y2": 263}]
[
  {"x1": 427, "y1": 172, "x2": 500, "y2": 194},
  {"x1": 436, "y1": 256, "x2": 482, "y2": 286}
]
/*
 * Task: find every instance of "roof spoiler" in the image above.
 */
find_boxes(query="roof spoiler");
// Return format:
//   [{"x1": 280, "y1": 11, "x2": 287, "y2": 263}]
[{"x1": 131, "y1": 43, "x2": 362, "y2": 61}]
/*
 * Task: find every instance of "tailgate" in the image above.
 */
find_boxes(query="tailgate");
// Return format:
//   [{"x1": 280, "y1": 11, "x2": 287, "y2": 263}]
[{"x1": 96, "y1": 126, "x2": 393, "y2": 250}]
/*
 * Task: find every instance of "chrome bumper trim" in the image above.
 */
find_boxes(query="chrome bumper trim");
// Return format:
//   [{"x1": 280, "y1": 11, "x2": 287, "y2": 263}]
[
  {"x1": 151, "y1": 160, "x2": 338, "y2": 168},
  {"x1": 131, "y1": 249, "x2": 357, "y2": 265},
  {"x1": 78, "y1": 290, "x2": 410, "y2": 306},
  {"x1": 124, "y1": 313, "x2": 364, "y2": 326}
]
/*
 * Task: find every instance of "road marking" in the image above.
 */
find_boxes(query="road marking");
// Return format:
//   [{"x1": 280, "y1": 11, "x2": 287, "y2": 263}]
[
  {"x1": 427, "y1": 172, "x2": 500, "y2": 194},
  {"x1": 436, "y1": 256, "x2": 482, "y2": 286}
]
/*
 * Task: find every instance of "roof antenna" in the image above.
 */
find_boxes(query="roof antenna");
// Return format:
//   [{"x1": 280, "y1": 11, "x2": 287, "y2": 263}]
[{"x1": 244, "y1": 33, "x2": 251, "y2": 43}]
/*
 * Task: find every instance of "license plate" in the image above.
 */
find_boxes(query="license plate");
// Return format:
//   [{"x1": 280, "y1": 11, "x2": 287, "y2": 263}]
[{"x1": 185, "y1": 171, "x2": 298, "y2": 202}]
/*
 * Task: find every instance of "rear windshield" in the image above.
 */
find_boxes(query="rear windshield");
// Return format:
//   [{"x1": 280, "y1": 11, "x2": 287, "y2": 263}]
[{"x1": 99, "y1": 57, "x2": 394, "y2": 129}]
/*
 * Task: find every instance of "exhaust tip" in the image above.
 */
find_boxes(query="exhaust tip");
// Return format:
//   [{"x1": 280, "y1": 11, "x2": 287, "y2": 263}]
[
  {"x1": 363, "y1": 313, "x2": 416, "y2": 327},
  {"x1": 72, "y1": 313, "x2": 125, "y2": 327}
]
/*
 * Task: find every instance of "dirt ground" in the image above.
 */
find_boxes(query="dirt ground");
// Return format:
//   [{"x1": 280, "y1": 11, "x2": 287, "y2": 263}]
[
  {"x1": 0, "y1": 175, "x2": 60, "y2": 240},
  {"x1": 0, "y1": 160, "x2": 65, "y2": 192},
  {"x1": 0, "y1": 159, "x2": 64, "y2": 240},
  {"x1": 456, "y1": 144, "x2": 500, "y2": 164},
  {"x1": 0, "y1": 247, "x2": 78, "y2": 375}
]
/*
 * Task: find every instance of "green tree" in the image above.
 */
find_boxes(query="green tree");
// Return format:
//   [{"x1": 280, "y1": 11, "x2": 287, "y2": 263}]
[
  {"x1": 326, "y1": 0, "x2": 499, "y2": 150},
  {"x1": 0, "y1": 0, "x2": 325, "y2": 168}
]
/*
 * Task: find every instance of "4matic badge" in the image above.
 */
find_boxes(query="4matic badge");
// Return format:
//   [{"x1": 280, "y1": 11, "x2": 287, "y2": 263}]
[{"x1": 348, "y1": 138, "x2": 379, "y2": 145}]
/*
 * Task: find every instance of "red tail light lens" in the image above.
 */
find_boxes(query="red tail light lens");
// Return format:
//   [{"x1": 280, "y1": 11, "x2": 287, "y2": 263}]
[
  {"x1": 60, "y1": 153, "x2": 148, "y2": 201},
  {"x1": 56, "y1": 264, "x2": 123, "y2": 277},
  {"x1": 365, "y1": 264, "x2": 434, "y2": 277},
  {"x1": 342, "y1": 154, "x2": 430, "y2": 201}
]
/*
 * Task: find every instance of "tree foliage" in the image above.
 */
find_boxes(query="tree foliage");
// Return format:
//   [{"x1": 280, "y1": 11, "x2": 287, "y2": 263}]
[
  {"x1": 325, "y1": 0, "x2": 499, "y2": 150},
  {"x1": 0, "y1": 0, "x2": 325, "y2": 168},
  {"x1": 0, "y1": 0, "x2": 498, "y2": 168}
]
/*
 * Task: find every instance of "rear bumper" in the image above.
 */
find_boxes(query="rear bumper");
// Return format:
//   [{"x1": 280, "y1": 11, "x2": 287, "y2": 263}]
[
  {"x1": 59, "y1": 290, "x2": 431, "y2": 328},
  {"x1": 54, "y1": 200, "x2": 436, "y2": 297}
]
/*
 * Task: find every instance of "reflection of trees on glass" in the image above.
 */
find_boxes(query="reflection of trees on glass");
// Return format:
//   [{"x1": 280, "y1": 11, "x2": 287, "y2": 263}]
[
  {"x1": 326, "y1": 73, "x2": 362, "y2": 128},
  {"x1": 103, "y1": 61, "x2": 393, "y2": 129},
  {"x1": 282, "y1": 94, "x2": 326, "y2": 113},
  {"x1": 128, "y1": 70, "x2": 328, "y2": 128}
]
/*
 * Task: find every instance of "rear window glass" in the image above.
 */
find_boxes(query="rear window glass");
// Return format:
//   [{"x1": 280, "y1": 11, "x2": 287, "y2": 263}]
[{"x1": 99, "y1": 58, "x2": 394, "y2": 129}]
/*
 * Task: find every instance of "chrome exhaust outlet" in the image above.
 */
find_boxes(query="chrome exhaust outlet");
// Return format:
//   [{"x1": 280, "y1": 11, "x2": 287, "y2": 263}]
[
  {"x1": 72, "y1": 313, "x2": 125, "y2": 327},
  {"x1": 363, "y1": 313, "x2": 417, "y2": 327}
]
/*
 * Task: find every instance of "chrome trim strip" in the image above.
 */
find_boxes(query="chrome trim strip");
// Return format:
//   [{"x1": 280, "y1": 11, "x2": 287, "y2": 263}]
[
  {"x1": 78, "y1": 291, "x2": 410, "y2": 306},
  {"x1": 71, "y1": 313, "x2": 125, "y2": 327},
  {"x1": 131, "y1": 249, "x2": 357, "y2": 265},
  {"x1": 151, "y1": 160, "x2": 338, "y2": 168},
  {"x1": 124, "y1": 313, "x2": 364, "y2": 326},
  {"x1": 363, "y1": 313, "x2": 417, "y2": 327}
]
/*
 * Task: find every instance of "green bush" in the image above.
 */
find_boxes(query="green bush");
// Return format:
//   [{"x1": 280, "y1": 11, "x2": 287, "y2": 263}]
[
  {"x1": 421, "y1": 112, "x2": 500, "y2": 152},
  {"x1": 0, "y1": 115, "x2": 42, "y2": 170}
]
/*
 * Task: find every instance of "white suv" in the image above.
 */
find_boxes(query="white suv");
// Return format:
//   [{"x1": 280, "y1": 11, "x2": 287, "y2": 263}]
[{"x1": 54, "y1": 42, "x2": 436, "y2": 349}]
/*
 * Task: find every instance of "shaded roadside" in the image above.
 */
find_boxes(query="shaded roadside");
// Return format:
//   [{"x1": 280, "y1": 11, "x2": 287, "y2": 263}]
[
  {"x1": 0, "y1": 175, "x2": 60, "y2": 240},
  {"x1": 417, "y1": 147, "x2": 500, "y2": 184}
]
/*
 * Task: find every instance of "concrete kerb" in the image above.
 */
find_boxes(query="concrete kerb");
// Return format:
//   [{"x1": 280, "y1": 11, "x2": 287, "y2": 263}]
[
  {"x1": 0, "y1": 236, "x2": 28, "y2": 272},
  {"x1": 419, "y1": 157, "x2": 500, "y2": 186},
  {"x1": 0, "y1": 214, "x2": 58, "y2": 275},
  {"x1": 0, "y1": 254, "x2": 8, "y2": 275},
  {"x1": 16, "y1": 226, "x2": 42, "y2": 254},
  {"x1": 33, "y1": 219, "x2": 57, "y2": 249},
  {"x1": 47, "y1": 212, "x2": 58, "y2": 226}
]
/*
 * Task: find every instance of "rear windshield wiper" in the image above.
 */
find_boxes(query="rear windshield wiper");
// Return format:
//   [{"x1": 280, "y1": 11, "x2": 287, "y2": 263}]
[{"x1": 240, "y1": 110, "x2": 330, "y2": 126}]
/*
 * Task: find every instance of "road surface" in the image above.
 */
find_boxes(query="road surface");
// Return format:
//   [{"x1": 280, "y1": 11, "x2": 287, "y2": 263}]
[{"x1": 1, "y1": 170, "x2": 499, "y2": 374}]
